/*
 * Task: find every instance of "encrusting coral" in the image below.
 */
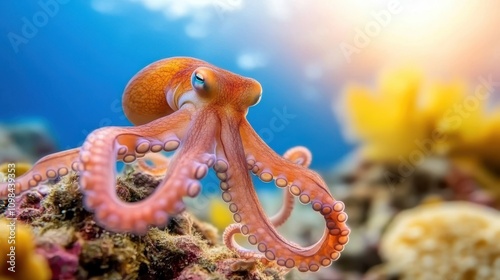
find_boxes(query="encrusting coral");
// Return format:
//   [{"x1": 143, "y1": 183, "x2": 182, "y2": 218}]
[
  {"x1": 376, "y1": 201, "x2": 500, "y2": 279},
  {"x1": 0, "y1": 218, "x2": 51, "y2": 280}
]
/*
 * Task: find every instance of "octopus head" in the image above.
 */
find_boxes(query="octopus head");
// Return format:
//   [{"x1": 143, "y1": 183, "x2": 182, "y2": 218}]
[
  {"x1": 122, "y1": 57, "x2": 262, "y2": 125},
  {"x1": 174, "y1": 64, "x2": 263, "y2": 114}
]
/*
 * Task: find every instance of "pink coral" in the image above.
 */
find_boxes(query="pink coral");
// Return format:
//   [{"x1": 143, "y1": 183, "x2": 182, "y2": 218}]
[{"x1": 36, "y1": 243, "x2": 81, "y2": 280}]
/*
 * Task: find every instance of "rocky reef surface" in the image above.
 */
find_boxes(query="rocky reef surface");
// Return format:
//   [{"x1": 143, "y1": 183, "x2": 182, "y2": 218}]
[{"x1": 0, "y1": 167, "x2": 285, "y2": 280}]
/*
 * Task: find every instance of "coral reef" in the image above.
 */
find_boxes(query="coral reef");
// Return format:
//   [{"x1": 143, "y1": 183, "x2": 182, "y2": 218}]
[
  {"x1": 0, "y1": 218, "x2": 51, "y2": 280},
  {"x1": 328, "y1": 69, "x2": 500, "y2": 278},
  {"x1": 0, "y1": 167, "x2": 284, "y2": 279},
  {"x1": 323, "y1": 153, "x2": 497, "y2": 278},
  {"x1": 375, "y1": 201, "x2": 500, "y2": 279}
]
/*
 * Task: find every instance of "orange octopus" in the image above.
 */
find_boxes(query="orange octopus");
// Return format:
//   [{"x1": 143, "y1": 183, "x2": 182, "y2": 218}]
[{"x1": 0, "y1": 57, "x2": 349, "y2": 272}]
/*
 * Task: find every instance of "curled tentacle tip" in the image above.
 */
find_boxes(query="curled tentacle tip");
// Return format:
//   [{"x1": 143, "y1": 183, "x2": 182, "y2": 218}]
[{"x1": 283, "y1": 146, "x2": 312, "y2": 167}]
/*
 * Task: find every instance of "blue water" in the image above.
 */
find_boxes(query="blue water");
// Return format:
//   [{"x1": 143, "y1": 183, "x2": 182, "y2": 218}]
[{"x1": 0, "y1": 1, "x2": 352, "y2": 170}]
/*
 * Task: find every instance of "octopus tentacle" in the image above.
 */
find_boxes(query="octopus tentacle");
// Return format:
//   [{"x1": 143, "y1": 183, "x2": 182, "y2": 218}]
[
  {"x1": 135, "y1": 153, "x2": 171, "y2": 176},
  {"x1": 0, "y1": 148, "x2": 81, "y2": 197},
  {"x1": 110, "y1": 109, "x2": 191, "y2": 164},
  {"x1": 241, "y1": 120, "x2": 320, "y2": 194},
  {"x1": 80, "y1": 107, "x2": 216, "y2": 234},
  {"x1": 222, "y1": 119, "x2": 348, "y2": 272},
  {"x1": 270, "y1": 146, "x2": 312, "y2": 226},
  {"x1": 223, "y1": 223, "x2": 264, "y2": 259},
  {"x1": 282, "y1": 146, "x2": 312, "y2": 167},
  {"x1": 268, "y1": 186, "x2": 295, "y2": 227},
  {"x1": 0, "y1": 104, "x2": 192, "y2": 200},
  {"x1": 241, "y1": 119, "x2": 346, "y2": 218},
  {"x1": 223, "y1": 146, "x2": 312, "y2": 261}
]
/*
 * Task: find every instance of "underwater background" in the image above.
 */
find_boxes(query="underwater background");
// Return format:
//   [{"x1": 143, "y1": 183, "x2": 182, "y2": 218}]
[
  {"x1": 0, "y1": 0, "x2": 353, "y2": 170},
  {"x1": 2, "y1": 0, "x2": 499, "y2": 168},
  {"x1": 1, "y1": 1, "x2": 500, "y2": 280}
]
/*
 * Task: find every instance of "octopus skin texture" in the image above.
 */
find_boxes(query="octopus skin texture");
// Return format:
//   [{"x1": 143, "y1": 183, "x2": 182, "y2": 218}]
[{"x1": 0, "y1": 57, "x2": 350, "y2": 272}]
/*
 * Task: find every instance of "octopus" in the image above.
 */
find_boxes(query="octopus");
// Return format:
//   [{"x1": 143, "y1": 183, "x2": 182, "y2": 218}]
[{"x1": 0, "y1": 57, "x2": 349, "y2": 272}]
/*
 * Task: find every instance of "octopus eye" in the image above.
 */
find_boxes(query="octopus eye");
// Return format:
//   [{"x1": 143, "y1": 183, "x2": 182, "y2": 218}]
[
  {"x1": 249, "y1": 92, "x2": 262, "y2": 107},
  {"x1": 192, "y1": 72, "x2": 205, "y2": 91}
]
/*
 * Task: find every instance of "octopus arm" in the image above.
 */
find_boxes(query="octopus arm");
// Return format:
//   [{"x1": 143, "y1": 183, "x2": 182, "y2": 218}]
[
  {"x1": 223, "y1": 223, "x2": 264, "y2": 259},
  {"x1": 223, "y1": 146, "x2": 310, "y2": 260},
  {"x1": 269, "y1": 146, "x2": 312, "y2": 226},
  {"x1": 240, "y1": 119, "x2": 347, "y2": 217},
  {"x1": 223, "y1": 119, "x2": 349, "y2": 272},
  {"x1": 80, "y1": 107, "x2": 217, "y2": 234},
  {"x1": 0, "y1": 148, "x2": 81, "y2": 197},
  {"x1": 135, "y1": 153, "x2": 171, "y2": 176},
  {"x1": 0, "y1": 106, "x2": 193, "y2": 199}
]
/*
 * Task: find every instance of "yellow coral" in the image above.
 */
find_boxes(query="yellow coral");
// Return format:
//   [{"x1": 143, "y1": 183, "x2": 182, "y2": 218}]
[
  {"x1": 208, "y1": 197, "x2": 234, "y2": 231},
  {"x1": 0, "y1": 218, "x2": 51, "y2": 280},
  {"x1": 380, "y1": 201, "x2": 500, "y2": 279},
  {"x1": 342, "y1": 69, "x2": 425, "y2": 160},
  {"x1": 0, "y1": 163, "x2": 32, "y2": 178},
  {"x1": 450, "y1": 107, "x2": 500, "y2": 197},
  {"x1": 342, "y1": 68, "x2": 463, "y2": 161},
  {"x1": 340, "y1": 68, "x2": 500, "y2": 199}
]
